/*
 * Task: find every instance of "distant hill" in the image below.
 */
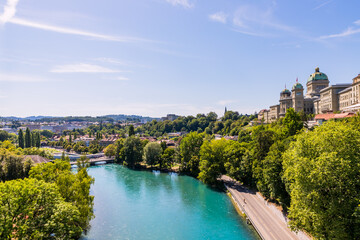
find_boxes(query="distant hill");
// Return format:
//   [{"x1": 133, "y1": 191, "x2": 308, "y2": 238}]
[{"x1": 0, "y1": 114, "x2": 158, "y2": 123}]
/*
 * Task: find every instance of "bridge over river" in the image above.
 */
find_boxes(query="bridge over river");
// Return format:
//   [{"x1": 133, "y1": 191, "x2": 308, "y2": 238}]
[{"x1": 69, "y1": 157, "x2": 115, "y2": 166}]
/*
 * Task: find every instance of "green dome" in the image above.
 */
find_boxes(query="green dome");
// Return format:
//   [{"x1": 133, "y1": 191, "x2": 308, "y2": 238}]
[
  {"x1": 292, "y1": 82, "x2": 303, "y2": 90},
  {"x1": 307, "y1": 67, "x2": 328, "y2": 82},
  {"x1": 281, "y1": 89, "x2": 291, "y2": 94}
]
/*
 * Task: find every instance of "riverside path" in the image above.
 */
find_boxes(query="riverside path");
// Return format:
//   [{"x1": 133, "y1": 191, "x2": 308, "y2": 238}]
[{"x1": 221, "y1": 175, "x2": 307, "y2": 240}]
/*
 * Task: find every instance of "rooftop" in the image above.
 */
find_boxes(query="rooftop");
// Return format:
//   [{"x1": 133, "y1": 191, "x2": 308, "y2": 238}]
[{"x1": 307, "y1": 67, "x2": 329, "y2": 82}]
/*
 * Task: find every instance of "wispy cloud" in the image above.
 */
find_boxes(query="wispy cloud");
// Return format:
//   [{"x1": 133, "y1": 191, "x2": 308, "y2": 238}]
[
  {"x1": 230, "y1": 4, "x2": 296, "y2": 37},
  {"x1": 217, "y1": 100, "x2": 237, "y2": 106},
  {"x1": 209, "y1": 12, "x2": 227, "y2": 24},
  {"x1": 0, "y1": 0, "x2": 151, "y2": 43},
  {"x1": 312, "y1": 0, "x2": 333, "y2": 11},
  {"x1": 319, "y1": 27, "x2": 360, "y2": 39},
  {"x1": 0, "y1": 73, "x2": 47, "y2": 82},
  {"x1": 50, "y1": 63, "x2": 120, "y2": 73},
  {"x1": 116, "y1": 76, "x2": 129, "y2": 81},
  {"x1": 8, "y1": 17, "x2": 150, "y2": 43},
  {"x1": 94, "y1": 58, "x2": 129, "y2": 66},
  {"x1": 319, "y1": 19, "x2": 360, "y2": 40},
  {"x1": 0, "y1": 0, "x2": 19, "y2": 24},
  {"x1": 165, "y1": 0, "x2": 193, "y2": 9}
]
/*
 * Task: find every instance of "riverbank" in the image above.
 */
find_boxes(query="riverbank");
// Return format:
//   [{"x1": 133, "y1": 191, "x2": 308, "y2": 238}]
[
  {"x1": 81, "y1": 164, "x2": 257, "y2": 240},
  {"x1": 222, "y1": 175, "x2": 311, "y2": 240}
]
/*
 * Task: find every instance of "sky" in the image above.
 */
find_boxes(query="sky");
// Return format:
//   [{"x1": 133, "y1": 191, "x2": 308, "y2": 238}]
[{"x1": 0, "y1": 0, "x2": 360, "y2": 118}]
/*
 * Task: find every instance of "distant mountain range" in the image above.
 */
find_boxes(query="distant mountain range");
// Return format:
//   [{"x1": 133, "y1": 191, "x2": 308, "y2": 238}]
[{"x1": 0, "y1": 115, "x2": 158, "y2": 122}]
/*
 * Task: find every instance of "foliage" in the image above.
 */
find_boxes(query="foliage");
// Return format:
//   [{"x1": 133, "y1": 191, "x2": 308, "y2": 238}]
[
  {"x1": 77, "y1": 155, "x2": 90, "y2": 170},
  {"x1": 104, "y1": 144, "x2": 116, "y2": 157},
  {"x1": 161, "y1": 148, "x2": 175, "y2": 169},
  {"x1": 18, "y1": 129, "x2": 24, "y2": 148},
  {"x1": 0, "y1": 178, "x2": 82, "y2": 239},
  {"x1": 115, "y1": 139, "x2": 125, "y2": 163},
  {"x1": 143, "y1": 142, "x2": 162, "y2": 166},
  {"x1": 128, "y1": 125, "x2": 135, "y2": 136},
  {"x1": 0, "y1": 130, "x2": 10, "y2": 142},
  {"x1": 179, "y1": 132, "x2": 204, "y2": 177},
  {"x1": 282, "y1": 108, "x2": 303, "y2": 136},
  {"x1": 198, "y1": 139, "x2": 228, "y2": 185},
  {"x1": 223, "y1": 141, "x2": 249, "y2": 184},
  {"x1": 283, "y1": 120, "x2": 360, "y2": 239},
  {"x1": 123, "y1": 136, "x2": 143, "y2": 168},
  {"x1": 0, "y1": 151, "x2": 33, "y2": 181},
  {"x1": 29, "y1": 160, "x2": 94, "y2": 232}
]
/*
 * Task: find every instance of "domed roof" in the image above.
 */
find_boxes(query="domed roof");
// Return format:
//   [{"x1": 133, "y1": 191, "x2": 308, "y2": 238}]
[
  {"x1": 292, "y1": 82, "x2": 303, "y2": 90},
  {"x1": 281, "y1": 88, "x2": 291, "y2": 94},
  {"x1": 307, "y1": 67, "x2": 328, "y2": 82}
]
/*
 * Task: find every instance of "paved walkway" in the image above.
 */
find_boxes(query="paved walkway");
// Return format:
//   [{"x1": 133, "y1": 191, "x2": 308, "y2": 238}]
[{"x1": 221, "y1": 176, "x2": 302, "y2": 240}]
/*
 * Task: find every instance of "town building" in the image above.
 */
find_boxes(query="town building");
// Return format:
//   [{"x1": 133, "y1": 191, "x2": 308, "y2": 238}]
[{"x1": 259, "y1": 68, "x2": 360, "y2": 123}]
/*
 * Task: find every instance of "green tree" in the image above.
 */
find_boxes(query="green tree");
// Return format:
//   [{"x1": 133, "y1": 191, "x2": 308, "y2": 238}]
[
  {"x1": 160, "y1": 141, "x2": 167, "y2": 152},
  {"x1": 0, "y1": 178, "x2": 82, "y2": 239},
  {"x1": 115, "y1": 139, "x2": 125, "y2": 163},
  {"x1": 224, "y1": 141, "x2": 249, "y2": 183},
  {"x1": 123, "y1": 136, "x2": 142, "y2": 168},
  {"x1": 77, "y1": 154, "x2": 90, "y2": 170},
  {"x1": 29, "y1": 160, "x2": 94, "y2": 231},
  {"x1": 0, "y1": 152, "x2": 33, "y2": 181},
  {"x1": 251, "y1": 126, "x2": 276, "y2": 192},
  {"x1": 262, "y1": 139, "x2": 291, "y2": 206},
  {"x1": 104, "y1": 144, "x2": 116, "y2": 158},
  {"x1": 128, "y1": 125, "x2": 135, "y2": 136},
  {"x1": 36, "y1": 132, "x2": 41, "y2": 148},
  {"x1": 25, "y1": 128, "x2": 31, "y2": 148},
  {"x1": 0, "y1": 130, "x2": 9, "y2": 142},
  {"x1": 198, "y1": 138, "x2": 228, "y2": 185},
  {"x1": 283, "y1": 120, "x2": 360, "y2": 239},
  {"x1": 282, "y1": 108, "x2": 303, "y2": 136},
  {"x1": 143, "y1": 142, "x2": 162, "y2": 167},
  {"x1": 18, "y1": 129, "x2": 24, "y2": 148},
  {"x1": 161, "y1": 148, "x2": 175, "y2": 169},
  {"x1": 179, "y1": 132, "x2": 204, "y2": 177}
]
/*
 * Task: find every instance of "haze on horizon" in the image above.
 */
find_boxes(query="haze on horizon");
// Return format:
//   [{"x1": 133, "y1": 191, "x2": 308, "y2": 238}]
[{"x1": 0, "y1": 0, "x2": 360, "y2": 118}]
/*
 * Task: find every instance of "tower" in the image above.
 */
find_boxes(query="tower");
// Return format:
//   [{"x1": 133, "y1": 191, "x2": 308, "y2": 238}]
[
  {"x1": 306, "y1": 67, "x2": 329, "y2": 98},
  {"x1": 279, "y1": 87, "x2": 292, "y2": 117},
  {"x1": 292, "y1": 79, "x2": 304, "y2": 112}
]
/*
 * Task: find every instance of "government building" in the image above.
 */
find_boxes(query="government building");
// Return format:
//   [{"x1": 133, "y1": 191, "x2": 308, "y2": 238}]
[{"x1": 259, "y1": 67, "x2": 360, "y2": 123}]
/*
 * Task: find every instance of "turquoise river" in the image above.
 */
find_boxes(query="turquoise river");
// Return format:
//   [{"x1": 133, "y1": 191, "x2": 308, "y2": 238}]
[{"x1": 81, "y1": 164, "x2": 258, "y2": 240}]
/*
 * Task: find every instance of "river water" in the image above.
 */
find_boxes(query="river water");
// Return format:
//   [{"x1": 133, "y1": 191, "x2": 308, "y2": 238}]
[{"x1": 81, "y1": 164, "x2": 258, "y2": 240}]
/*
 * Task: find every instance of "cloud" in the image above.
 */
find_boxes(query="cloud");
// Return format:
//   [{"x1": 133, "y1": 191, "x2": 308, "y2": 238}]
[
  {"x1": 209, "y1": 12, "x2": 227, "y2": 24},
  {"x1": 50, "y1": 63, "x2": 120, "y2": 73},
  {"x1": 318, "y1": 19, "x2": 360, "y2": 40},
  {"x1": 0, "y1": 73, "x2": 47, "y2": 82},
  {"x1": 217, "y1": 100, "x2": 237, "y2": 106},
  {"x1": 0, "y1": 0, "x2": 19, "y2": 24},
  {"x1": 95, "y1": 58, "x2": 128, "y2": 66},
  {"x1": 165, "y1": 0, "x2": 193, "y2": 9},
  {"x1": 312, "y1": 0, "x2": 333, "y2": 11},
  {"x1": 116, "y1": 76, "x2": 129, "y2": 81},
  {"x1": 231, "y1": 4, "x2": 296, "y2": 37},
  {"x1": 8, "y1": 17, "x2": 150, "y2": 43}
]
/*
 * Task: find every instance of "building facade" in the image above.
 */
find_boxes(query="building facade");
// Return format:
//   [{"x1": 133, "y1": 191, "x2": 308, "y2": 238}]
[{"x1": 260, "y1": 68, "x2": 360, "y2": 123}]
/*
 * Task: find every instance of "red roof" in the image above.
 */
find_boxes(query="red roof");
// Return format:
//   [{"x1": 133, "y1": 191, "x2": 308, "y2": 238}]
[{"x1": 315, "y1": 112, "x2": 355, "y2": 121}]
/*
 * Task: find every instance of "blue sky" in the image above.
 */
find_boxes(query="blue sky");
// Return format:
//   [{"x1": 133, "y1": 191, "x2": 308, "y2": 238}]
[{"x1": 0, "y1": 0, "x2": 359, "y2": 117}]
